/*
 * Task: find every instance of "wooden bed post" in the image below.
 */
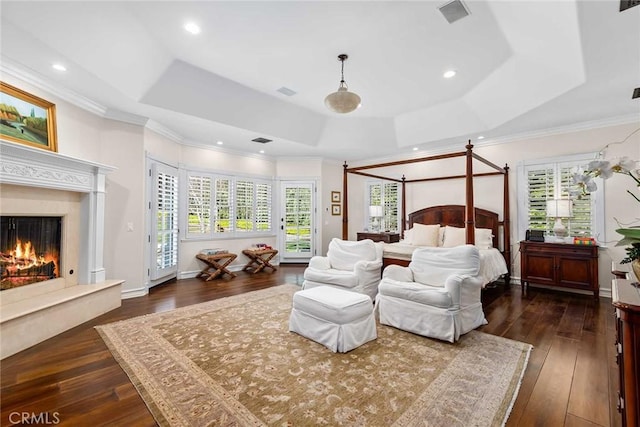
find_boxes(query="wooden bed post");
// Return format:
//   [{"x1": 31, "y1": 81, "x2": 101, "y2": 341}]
[
  {"x1": 465, "y1": 142, "x2": 475, "y2": 245},
  {"x1": 503, "y1": 164, "x2": 511, "y2": 285},
  {"x1": 342, "y1": 162, "x2": 348, "y2": 240},
  {"x1": 401, "y1": 175, "x2": 406, "y2": 237}
]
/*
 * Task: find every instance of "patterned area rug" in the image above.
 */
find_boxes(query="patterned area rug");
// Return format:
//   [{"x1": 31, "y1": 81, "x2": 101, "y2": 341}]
[{"x1": 96, "y1": 285, "x2": 531, "y2": 426}]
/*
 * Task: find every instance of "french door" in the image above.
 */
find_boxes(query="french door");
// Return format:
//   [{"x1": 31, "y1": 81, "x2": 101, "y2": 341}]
[
  {"x1": 148, "y1": 161, "x2": 179, "y2": 286},
  {"x1": 279, "y1": 181, "x2": 315, "y2": 262}
]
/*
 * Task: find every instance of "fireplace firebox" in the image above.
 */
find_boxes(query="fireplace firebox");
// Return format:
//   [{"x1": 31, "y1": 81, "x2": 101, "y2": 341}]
[{"x1": 1, "y1": 216, "x2": 62, "y2": 290}]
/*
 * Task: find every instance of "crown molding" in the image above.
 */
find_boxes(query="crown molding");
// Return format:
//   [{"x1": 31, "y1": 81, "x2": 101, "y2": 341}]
[
  {"x1": 0, "y1": 56, "x2": 107, "y2": 116},
  {"x1": 145, "y1": 120, "x2": 184, "y2": 143},
  {"x1": 476, "y1": 114, "x2": 640, "y2": 148},
  {"x1": 104, "y1": 108, "x2": 149, "y2": 126}
]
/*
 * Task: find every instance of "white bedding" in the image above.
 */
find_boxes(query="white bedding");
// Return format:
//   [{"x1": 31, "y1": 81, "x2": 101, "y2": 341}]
[{"x1": 382, "y1": 242, "x2": 508, "y2": 286}]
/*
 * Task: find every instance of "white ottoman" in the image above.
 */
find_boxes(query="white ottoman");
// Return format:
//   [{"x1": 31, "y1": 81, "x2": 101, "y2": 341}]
[{"x1": 289, "y1": 286, "x2": 377, "y2": 353}]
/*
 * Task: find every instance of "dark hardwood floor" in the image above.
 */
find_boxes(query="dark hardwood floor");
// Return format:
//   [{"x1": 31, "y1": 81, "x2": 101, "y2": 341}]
[{"x1": 1, "y1": 266, "x2": 621, "y2": 426}]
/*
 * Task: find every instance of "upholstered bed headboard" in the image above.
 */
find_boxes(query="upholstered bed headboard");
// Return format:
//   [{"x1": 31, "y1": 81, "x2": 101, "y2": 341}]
[{"x1": 407, "y1": 205, "x2": 500, "y2": 249}]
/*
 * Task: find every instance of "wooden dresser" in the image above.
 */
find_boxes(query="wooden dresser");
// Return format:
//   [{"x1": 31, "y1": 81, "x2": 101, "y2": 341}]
[
  {"x1": 520, "y1": 241, "x2": 599, "y2": 299},
  {"x1": 612, "y1": 277, "x2": 640, "y2": 427},
  {"x1": 356, "y1": 232, "x2": 400, "y2": 243}
]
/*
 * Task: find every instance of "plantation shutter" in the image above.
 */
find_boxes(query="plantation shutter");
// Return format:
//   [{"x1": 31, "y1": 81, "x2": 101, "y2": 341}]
[
  {"x1": 383, "y1": 182, "x2": 399, "y2": 232},
  {"x1": 256, "y1": 182, "x2": 272, "y2": 232},
  {"x1": 214, "y1": 177, "x2": 232, "y2": 233},
  {"x1": 187, "y1": 175, "x2": 211, "y2": 237},
  {"x1": 152, "y1": 163, "x2": 179, "y2": 280},
  {"x1": 559, "y1": 163, "x2": 593, "y2": 237},
  {"x1": 235, "y1": 180, "x2": 254, "y2": 232},
  {"x1": 526, "y1": 167, "x2": 555, "y2": 232}
]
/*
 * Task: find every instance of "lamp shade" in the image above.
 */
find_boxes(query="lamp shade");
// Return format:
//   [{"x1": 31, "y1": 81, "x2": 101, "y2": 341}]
[
  {"x1": 546, "y1": 199, "x2": 573, "y2": 218},
  {"x1": 369, "y1": 205, "x2": 383, "y2": 217},
  {"x1": 324, "y1": 86, "x2": 361, "y2": 114}
]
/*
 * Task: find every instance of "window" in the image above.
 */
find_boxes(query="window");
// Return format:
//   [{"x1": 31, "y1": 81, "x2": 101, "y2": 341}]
[
  {"x1": 366, "y1": 181, "x2": 400, "y2": 232},
  {"x1": 518, "y1": 153, "x2": 604, "y2": 241},
  {"x1": 185, "y1": 171, "x2": 273, "y2": 239}
]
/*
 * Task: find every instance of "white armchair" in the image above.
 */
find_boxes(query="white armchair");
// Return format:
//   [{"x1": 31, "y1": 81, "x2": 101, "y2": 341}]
[
  {"x1": 375, "y1": 245, "x2": 486, "y2": 343},
  {"x1": 302, "y1": 238, "x2": 384, "y2": 301}
]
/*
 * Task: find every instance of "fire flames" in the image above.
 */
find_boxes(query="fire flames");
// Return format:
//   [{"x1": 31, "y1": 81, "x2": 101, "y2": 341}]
[{"x1": 1, "y1": 240, "x2": 59, "y2": 290}]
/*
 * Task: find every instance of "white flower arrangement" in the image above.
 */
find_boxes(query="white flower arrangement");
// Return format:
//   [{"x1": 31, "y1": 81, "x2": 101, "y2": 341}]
[
  {"x1": 571, "y1": 156, "x2": 640, "y2": 261},
  {"x1": 570, "y1": 156, "x2": 639, "y2": 202}
]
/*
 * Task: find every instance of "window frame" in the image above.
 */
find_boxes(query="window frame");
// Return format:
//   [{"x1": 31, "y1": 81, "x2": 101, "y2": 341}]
[
  {"x1": 516, "y1": 152, "x2": 605, "y2": 243},
  {"x1": 365, "y1": 180, "x2": 401, "y2": 232},
  {"x1": 182, "y1": 168, "x2": 275, "y2": 241}
]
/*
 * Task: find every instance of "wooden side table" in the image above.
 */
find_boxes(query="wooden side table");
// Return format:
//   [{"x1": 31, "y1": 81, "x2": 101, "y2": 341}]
[
  {"x1": 520, "y1": 241, "x2": 599, "y2": 299},
  {"x1": 242, "y1": 249, "x2": 278, "y2": 274},
  {"x1": 195, "y1": 253, "x2": 237, "y2": 281}
]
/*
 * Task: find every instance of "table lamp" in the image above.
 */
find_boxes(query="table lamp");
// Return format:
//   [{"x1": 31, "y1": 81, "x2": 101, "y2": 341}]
[
  {"x1": 546, "y1": 199, "x2": 572, "y2": 242},
  {"x1": 369, "y1": 205, "x2": 383, "y2": 232}
]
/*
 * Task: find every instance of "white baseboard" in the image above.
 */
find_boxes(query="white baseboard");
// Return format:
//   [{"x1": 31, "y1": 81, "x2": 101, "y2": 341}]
[{"x1": 121, "y1": 286, "x2": 148, "y2": 299}]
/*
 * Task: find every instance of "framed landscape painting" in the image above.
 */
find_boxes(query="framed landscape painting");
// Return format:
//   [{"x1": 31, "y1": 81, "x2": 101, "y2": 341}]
[{"x1": 0, "y1": 82, "x2": 57, "y2": 152}]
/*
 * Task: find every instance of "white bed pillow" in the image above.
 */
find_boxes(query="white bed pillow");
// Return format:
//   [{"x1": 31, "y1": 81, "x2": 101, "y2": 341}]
[
  {"x1": 411, "y1": 223, "x2": 441, "y2": 247},
  {"x1": 442, "y1": 226, "x2": 466, "y2": 247},
  {"x1": 475, "y1": 228, "x2": 494, "y2": 250},
  {"x1": 442, "y1": 226, "x2": 494, "y2": 249},
  {"x1": 403, "y1": 228, "x2": 415, "y2": 245}
]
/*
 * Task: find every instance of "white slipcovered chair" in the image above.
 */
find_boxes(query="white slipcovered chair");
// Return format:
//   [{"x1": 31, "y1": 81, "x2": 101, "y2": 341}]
[
  {"x1": 302, "y1": 238, "x2": 384, "y2": 301},
  {"x1": 375, "y1": 245, "x2": 487, "y2": 343}
]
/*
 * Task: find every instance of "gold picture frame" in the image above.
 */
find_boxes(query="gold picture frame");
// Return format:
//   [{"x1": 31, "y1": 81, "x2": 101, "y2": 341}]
[
  {"x1": 332, "y1": 204, "x2": 341, "y2": 216},
  {"x1": 0, "y1": 81, "x2": 57, "y2": 152},
  {"x1": 331, "y1": 191, "x2": 341, "y2": 203}
]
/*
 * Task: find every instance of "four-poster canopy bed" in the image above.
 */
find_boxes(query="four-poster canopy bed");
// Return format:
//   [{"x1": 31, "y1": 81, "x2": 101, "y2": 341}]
[{"x1": 341, "y1": 143, "x2": 511, "y2": 286}]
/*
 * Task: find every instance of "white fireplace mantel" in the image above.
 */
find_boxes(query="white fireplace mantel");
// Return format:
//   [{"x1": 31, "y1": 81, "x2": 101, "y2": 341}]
[{"x1": 0, "y1": 140, "x2": 116, "y2": 284}]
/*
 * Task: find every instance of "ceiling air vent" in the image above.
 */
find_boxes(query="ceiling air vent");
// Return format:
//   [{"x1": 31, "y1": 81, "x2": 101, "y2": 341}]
[
  {"x1": 620, "y1": 0, "x2": 640, "y2": 12},
  {"x1": 438, "y1": 0, "x2": 471, "y2": 24},
  {"x1": 252, "y1": 137, "x2": 272, "y2": 144},
  {"x1": 633, "y1": 87, "x2": 640, "y2": 99},
  {"x1": 277, "y1": 87, "x2": 297, "y2": 96}
]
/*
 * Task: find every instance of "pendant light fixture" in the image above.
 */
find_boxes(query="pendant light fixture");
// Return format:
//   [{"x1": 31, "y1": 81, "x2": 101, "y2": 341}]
[{"x1": 324, "y1": 54, "x2": 361, "y2": 114}]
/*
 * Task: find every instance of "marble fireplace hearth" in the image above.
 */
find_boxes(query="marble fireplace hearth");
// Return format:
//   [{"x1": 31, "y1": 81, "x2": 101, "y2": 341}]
[{"x1": 0, "y1": 141, "x2": 123, "y2": 359}]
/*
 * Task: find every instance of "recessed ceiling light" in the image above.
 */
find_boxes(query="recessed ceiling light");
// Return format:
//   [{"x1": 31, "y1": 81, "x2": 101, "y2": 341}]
[
  {"x1": 216, "y1": 141, "x2": 223, "y2": 145},
  {"x1": 443, "y1": 70, "x2": 456, "y2": 79},
  {"x1": 52, "y1": 63, "x2": 67, "y2": 72},
  {"x1": 259, "y1": 150, "x2": 265, "y2": 154},
  {"x1": 184, "y1": 22, "x2": 201, "y2": 35},
  {"x1": 477, "y1": 135, "x2": 485, "y2": 140},
  {"x1": 413, "y1": 147, "x2": 418, "y2": 151}
]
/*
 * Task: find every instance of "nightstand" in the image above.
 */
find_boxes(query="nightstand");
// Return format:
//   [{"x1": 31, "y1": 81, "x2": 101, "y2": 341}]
[{"x1": 356, "y1": 232, "x2": 400, "y2": 243}]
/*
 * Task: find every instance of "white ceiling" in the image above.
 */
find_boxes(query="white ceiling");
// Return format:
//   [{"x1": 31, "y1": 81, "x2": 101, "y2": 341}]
[{"x1": 1, "y1": 1, "x2": 638, "y2": 161}]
